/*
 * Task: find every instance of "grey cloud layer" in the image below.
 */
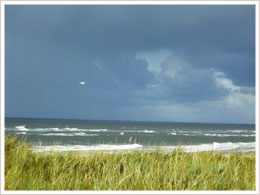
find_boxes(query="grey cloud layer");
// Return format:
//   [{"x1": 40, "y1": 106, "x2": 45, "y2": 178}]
[{"x1": 5, "y1": 5, "x2": 255, "y2": 123}]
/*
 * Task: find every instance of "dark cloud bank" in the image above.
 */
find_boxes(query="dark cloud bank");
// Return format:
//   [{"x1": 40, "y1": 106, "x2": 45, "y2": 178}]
[{"x1": 5, "y1": 5, "x2": 256, "y2": 124}]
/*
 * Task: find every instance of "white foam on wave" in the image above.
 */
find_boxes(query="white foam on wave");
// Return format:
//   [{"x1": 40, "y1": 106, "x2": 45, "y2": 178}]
[
  {"x1": 33, "y1": 128, "x2": 63, "y2": 132},
  {"x1": 15, "y1": 125, "x2": 29, "y2": 131},
  {"x1": 182, "y1": 134, "x2": 193, "y2": 136},
  {"x1": 49, "y1": 128, "x2": 60, "y2": 131},
  {"x1": 226, "y1": 129, "x2": 253, "y2": 133},
  {"x1": 39, "y1": 127, "x2": 89, "y2": 132},
  {"x1": 16, "y1": 132, "x2": 27, "y2": 135},
  {"x1": 40, "y1": 133, "x2": 98, "y2": 137},
  {"x1": 88, "y1": 129, "x2": 107, "y2": 132},
  {"x1": 170, "y1": 129, "x2": 254, "y2": 134},
  {"x1": 170, "y1": 133, "x2": 177, "y2": 135},
  {"x1": 12, "y1": 127, "x2": 109, "y2": 133},
  {"x1": 33, "y1": 142, "x2": 254, "y2": 153},
  {"x1": 120, "y1": 132, "x2": 124, "y2": 135},
  {"x1": 34, "y1": 144, "x2": 143, "y2": 152},
  {"x1": 138, "y1": 130, "x2": 154, "y2": 133},
  {"x1": 64, "y1": 127, "x2": 80, "y2": 131},
  {"x1": 204, "y1": 133, "x2": 255, "y2": 137},
  {"x1": 159, "y1": 142, "x2": 255, "y2": 153}
]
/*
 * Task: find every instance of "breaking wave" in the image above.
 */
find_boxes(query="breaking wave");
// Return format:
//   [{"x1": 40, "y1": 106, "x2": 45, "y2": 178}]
[
  {"x1": 40, "y1": 133, "x2": 98, "y2": 137},
  {"x1": 204, "y1": 134, "x2": 255, "y2": 137},
  {"x1": 15, "y1": 125, "x2": 29, "y2": 131},
  {"x1": 138, "y1": 130, "x2": 155, "y2": 133},
  {"x1": 16, "y1": 132, "x2": 27, "y2": 135},
  {"x1": 33, "y1": 144, "x2": 143, "y2": 152},
  {"x1": 33, "y1": 142, "x2": 255, "y2": 153},
  {"x1": 158, "y1": 142, "x2": 255, "y2": 153}
]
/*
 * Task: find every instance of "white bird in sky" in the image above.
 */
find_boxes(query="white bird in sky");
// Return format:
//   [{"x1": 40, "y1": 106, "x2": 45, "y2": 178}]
[{"x1": 79, "y1": 81, "x2": 86, "y2": 85}]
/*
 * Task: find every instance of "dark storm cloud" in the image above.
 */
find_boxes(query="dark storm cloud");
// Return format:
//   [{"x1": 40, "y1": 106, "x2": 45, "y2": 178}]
[
  {"x1": 5, "y1": 5, "x2": 255, "y2": 122},
  {"x1": 6, "y1": 5, "x2": 255, "y2": 83}
]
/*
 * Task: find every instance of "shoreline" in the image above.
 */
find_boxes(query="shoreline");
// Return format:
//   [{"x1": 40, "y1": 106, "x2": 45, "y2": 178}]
[{"x1": 31, "y1": 142, "x2": 256, "y2": 154}]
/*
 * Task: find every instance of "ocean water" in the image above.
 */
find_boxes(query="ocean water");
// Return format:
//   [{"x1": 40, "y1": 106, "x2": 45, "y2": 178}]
[{"x1": 5, "y1": 118, "x2": 255, "y2": 153}]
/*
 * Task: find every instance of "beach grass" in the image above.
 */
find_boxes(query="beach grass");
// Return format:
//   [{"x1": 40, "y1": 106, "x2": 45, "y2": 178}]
[{"x1": 5, "y1": 136, "x2": 255, "y2": 190}]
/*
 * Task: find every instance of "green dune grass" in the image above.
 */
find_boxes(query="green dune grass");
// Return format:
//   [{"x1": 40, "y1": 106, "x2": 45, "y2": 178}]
[{"x1": 5, "y1": 136, "x2": 255, "y2": 190}]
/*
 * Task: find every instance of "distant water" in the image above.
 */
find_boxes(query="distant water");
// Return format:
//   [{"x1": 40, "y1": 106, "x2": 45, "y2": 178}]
[{"x1": 5, "y1": 118, "x2": 255, "y2": 153}]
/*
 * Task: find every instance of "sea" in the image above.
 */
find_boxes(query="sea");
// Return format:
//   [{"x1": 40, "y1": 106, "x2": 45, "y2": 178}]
[{"x1": 5, "y1": 118, "x2": 256, "y2": 153}]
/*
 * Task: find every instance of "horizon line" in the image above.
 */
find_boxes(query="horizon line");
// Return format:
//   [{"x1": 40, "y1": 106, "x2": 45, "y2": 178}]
[{"x1": 4, "y1": 116, "x2": 255, "y2": 126}]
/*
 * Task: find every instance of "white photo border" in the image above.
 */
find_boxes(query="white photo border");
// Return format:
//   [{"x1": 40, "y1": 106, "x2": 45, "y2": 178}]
[{"x1": 0, "y1": 1, "x2": 259, "y2": 194}]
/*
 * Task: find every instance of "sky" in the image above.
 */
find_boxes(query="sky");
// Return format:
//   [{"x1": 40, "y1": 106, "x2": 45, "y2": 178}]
[{"x1": 5, "y1": 5, "x2": 256, "y2": 124}]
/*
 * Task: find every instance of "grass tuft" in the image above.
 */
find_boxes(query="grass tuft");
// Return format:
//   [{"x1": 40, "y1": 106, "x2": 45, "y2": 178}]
[{"x1": 5, "y1": 137, "x2": 255, "y2": 190}]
